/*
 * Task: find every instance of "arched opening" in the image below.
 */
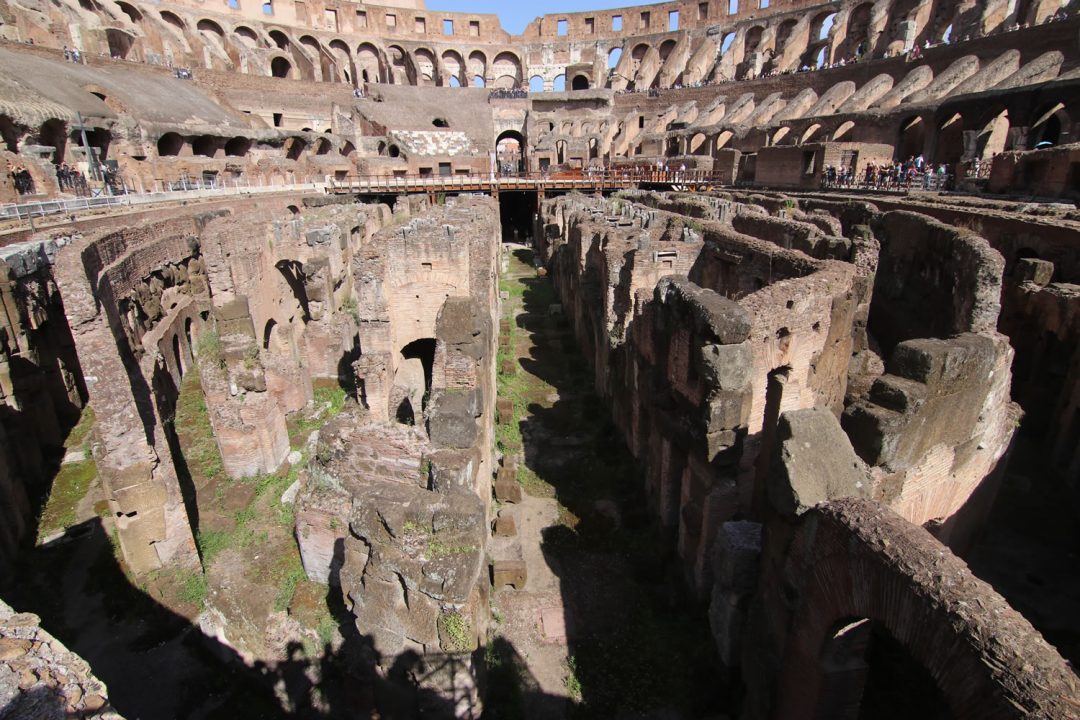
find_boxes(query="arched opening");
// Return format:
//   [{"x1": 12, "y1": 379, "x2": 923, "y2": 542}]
[
  {"x1": 157, "y1": 132, "x2": 184, "y2": 156},
  {"x1": 448, "y1": 76, "x2": 461, "y2": 87},
  {"x1": 631, "y1": 43, "x2": 650, "y2": 74},
  {"x1": 315, "y1": 137, "x2": 332, "y2": 155},
  {"x1": 1030, "y1": 102, "x2": 1067, "y2": 148},
  {"x1": 196, "y1": 18, "x2": 224, "y2": 37},
  {"x1": 400, "y1": 338, "x2": 436, "y2": 393},
  {"x1": 356, "y1": 42, "x2": 381, "y2": 84},
  {"x1": 234, "y1": 25, "x2": 259, "y2": 47},
  {"x1": 388, "y1": 144, "x2": 401, "y2": 158},
  {"x1": 263, "y1": 319, "x2": 277, "y2": 350},
  {"x1": 414, "y1": 48, "x2": 437, "y2": 84},
  {"x1": 608, "y1": 47, "x2": 623, "y2": 68},
  {"x1": 491, "y1": 51, "x2": 523, "y2": 88},
  {"x1": 38, "y1": 119, "x2": 67, "y2": 165},
  {"x1": 192, "y1": 135, "x2": 218, "y2": 158},
  {"x1": 589, "y1": 138, "x2": 599, "y2": 160},
  {"x1": 269, "y1": 29, "x2": 290, "y2": 50},
  {"x1": 529, "y1": 75, "x2": 544, "y2": 92},
  {"x1": 814, "y1": 619, "x2": 953, "y2": 719},
  {"x1": 720, "y1": 32, "x2": 736, "y2": 55},
  {"x1": 285, "y1": 136, "x2": 306, "y2": 160},
  {"x1": 441, "y1": 49, "x2": 464, "y2": 87},
  {"x1": 745, "y1": 26, "x2": 764, "y2": 53},
  {"x1": 553, "y1": 74, "x2": 566, "y2": 92},
  {"x1": 473, "y1": 75, "x2": 486, "y2": 87},
  {"x1": 571, "y1": 74, "x2": 589, "y2": 90},
  {"x1": 772, "y1": 127, "x2": 790, "y2": 145},
  {"x1": 271, "y1": 56, "x2": 292, "y2": 78},
  {"x1": 801, "y1": 124, "x2": 821, "y2": 144},
  {"x1": 775, "y1": 19, "x2": 798, "y2": 55},
  {"x1": 116, "y1": 1, "x2": 142, "y2": 23},
  {"x1": 815, "y1": 46, "x2": 828, "y2": 68},
  {"x1": 341, "y1": 141, "x2": 355, "y2": 156},
  {"x1": 432, "y1": 117, "x2": 449, "y2": 128},
  {"x1": 497, "y1": 130, "x2": 525, "y2": 174},
  {"x1": 937, "y1": 113, "x2": 964, "y2": 165},
  {"x1": 160, "y1": 10, "x2": 185, "y2": 30},
  {"x1": 832, "y1": 121, "x2": 855, "y2": 141},
  {"x1": 0, "y1": 115, "x2": 20, "y2": 153},
  {"x1": 556, "y1": 140, "x2": 567, "y2": 165},
  {"x1": 811, "y1": 11, "x2": 836, "y2": 42},
  {"x1": 897, "y1": 116, "x2": 925, "y2": 159},
  {"x1": 224, "y1": 136, "x2": 251, "y2": 157},
  {"x1": 839, "y1": 3, "x2": 873, "y2": 59},
  {"x1": 690, "y1": 133, "x2": 707, "y2": 154},
  {"x1": 172, "y1": 333, "x2": 184, "y2": 378},
  {"x1": 468, "y1": 50, "x2": 487, "y2": 85},
  {"x1": 716, "y1": 130, "x2": 734, "y2": 149}
]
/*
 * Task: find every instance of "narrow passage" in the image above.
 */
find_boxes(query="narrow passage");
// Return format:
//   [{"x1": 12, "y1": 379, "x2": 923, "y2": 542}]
[{"x1": 485, "y1": 243, "x2": 727, "y2": 720}]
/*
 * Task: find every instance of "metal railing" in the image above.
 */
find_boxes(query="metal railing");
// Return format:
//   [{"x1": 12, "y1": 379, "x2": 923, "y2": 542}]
[
  {"x1": 327, "y1": 169, "x2": 727, "y2": 193},
  {"x1": 1, "y1": 181, "x2": 327, "y2": 222}
]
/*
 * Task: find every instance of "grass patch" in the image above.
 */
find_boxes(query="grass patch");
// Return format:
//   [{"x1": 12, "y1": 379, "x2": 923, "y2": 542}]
[
  {"x1": 174, "y1": 371, "x2": 227, "y2": 483},
  {"x1": 176, "y1": 567, "x2": 208, "y2": 607},
  {"x1": 37, "y1": 407, "x2": 99, "y2": 542},
  {"x1": 289, "y1": 383, "x2": 349, "y2": 441},
  {"x1": 272, "y1": 549, "x2": 307, "y2": 612},
  {"x1": 438, "y1": 610, "x2": 472, "y2": 653}
]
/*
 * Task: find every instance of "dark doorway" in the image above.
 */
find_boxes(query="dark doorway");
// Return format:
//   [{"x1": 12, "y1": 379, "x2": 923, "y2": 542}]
[{"x1": 498, "y1": 192, "x2": 538, "y2": 242}]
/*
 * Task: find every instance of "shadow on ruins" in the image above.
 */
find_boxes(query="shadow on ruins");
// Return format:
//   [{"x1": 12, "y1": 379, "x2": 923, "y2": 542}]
[{"x1": 4, "y1": 523, "x2": 565, "y2": 719}]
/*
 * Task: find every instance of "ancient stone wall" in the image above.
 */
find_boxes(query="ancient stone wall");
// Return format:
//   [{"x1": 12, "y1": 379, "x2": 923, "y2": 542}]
[
  {"x1": 739, "y1": 497, "x2": 1078, "y2": 720},
  {"x1": 294, "y1": 196, "x2": 499, "y2": 716}
]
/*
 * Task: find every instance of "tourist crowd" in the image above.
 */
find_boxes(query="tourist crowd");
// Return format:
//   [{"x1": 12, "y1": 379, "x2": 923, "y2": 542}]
[
  {"x1": 821, "y1": 156, "x2": 954, "y2": 191},
  {"x1": 8, "y1": 165, "x2": 35, "y2": 195}
]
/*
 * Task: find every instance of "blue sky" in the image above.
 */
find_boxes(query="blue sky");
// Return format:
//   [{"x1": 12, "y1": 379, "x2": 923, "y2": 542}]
[{"x1": 424, "y1": 0, "x2": 637, "y2": 35}]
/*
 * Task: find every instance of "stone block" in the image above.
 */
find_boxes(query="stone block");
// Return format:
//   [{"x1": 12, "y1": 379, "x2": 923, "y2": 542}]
[
  {"x1": 426, "y1": 389, "x2": 479, "y2": 449},
  {"x1": 768, "y1": 408, "x2": 872, "y2": 518},
  {"x1": 1015, "y1": 258, "x2": 1054, "y2": 286},
  {"x1": 493, "y1": 478, "x2": 523, "y2": 504},
  {"x1": 500, "y1": 359, "x2": 517, "y2": 375},
  {"x1": 495, "y1": 398, "x2": 514, "y2": 423},
  {"x1": 492, "y1": 560, "x2": 527, "y2": 589},
  {"x1": 493, "y1": 511, "x2": 517, "y2": 537}
]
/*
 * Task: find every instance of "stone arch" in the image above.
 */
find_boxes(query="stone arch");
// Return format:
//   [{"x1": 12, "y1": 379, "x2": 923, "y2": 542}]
[
  {"x1": 38, "y1": 119, "x2": 67, "y2": 164},
  {"x1": 0, "y1": 115, "x2": 21, "y2": 153},
  {"x1": 191, "y1": 135, "x2": 219, "y2": 158},
  {"x1": 491, "y1": 51, "x2": 523, "y2": 88},
  {"x1": 897, "y1": 115, "x2": 925, "y2": 159},
  {"x1": 529, "y1": 75, "x2": 544, "y2": 92},
  {"x1": 159, "y1": 10, "x2": 186, "y2": 30},
  {"x1": 271, "y1": 55, "x2": 292, "y2": 78},
  {"x1": 571, "y1": 74, "x2": 589, "y2": 90},
  {"x1": 801, "y1": 123, "x2": 821, "y2": 144},
  {"x1": 284, "y1": 136, "x2": 306, "y2": 160},
  {"x1": 658, "y1": 38, "x2": 677, "y2": 62},
  {"x1": 341, "y1": 140, "x2": 355, "y2": 157},
  {"x1": 441, "y1": 49, "x2": 465, "y2": 86},
  {"x1": 157, "y1": 132, "x2": 184, "y2": 156},
  {"x1": 631, "y1": 42, "x2": 650, "y2": 73},
  {"x1": 328, "y1": 39, "x2": 352, "y2": 83},
  {"x1": 356, "y1": 42, "x2": 381, "y2": 83},
  {"x1": 269, "y1": 29, "x2": 290, "y2": 50},
  {"x1": 224, "y1": 136, "x2": 250, "y2": 157},
  {"x1": 467, "y1": 50, "x2": 487, "y2": 82},
  {"x1": 263, "y1": 319, "x2": 278, "y2": 351},
  {"x1": 234, "y1": 25, "x2": 259, "y2": 47},
  {"x1": 763, "y1": 499, "x2": 1073, "y2": 720},
  {"x1": 315, "y1": 137, "x2": 332, "y2": 155},
  {"x1": 196, "y1": 18, "x2": 224, "y2": 37},
  {"x1": 116, "y1": 1, "x2": 142, "y2": 23},
  {"x1": 1029, "y1": 102, "x2": 1069, "y2": 148},
  {"x1": 775, "y1": 18, "x2": 798, "y2": 56},
  {"x1": 838, "y1": 2, "x2": 873, "y2": 60},
  {"x1": 690, "y1": 132, "x2": 707, "y2": 154},
  {"x1": 772, "y1": 126, "x2": 790, "y2": 145},
  {"x1": 497, "y1": 129, "x2": 525, "y2": 172},
  {"x1": 299, "y1": 35, "x2": 331, "y2": 81},
  {"x1": 608, "y1": 47, "x2": 623, "y2": 68},
  {"x1": 937, "y1": 112, "x2": 964, "y2": 164},
  {"x1": 716, "y1": 130, "x2": 734, "y2": 149},
  {"x1": 832, "y1": 120, "x2": 855, "y2": 141},
  {"x1": 553, "y1": 74, "x2": 566, "y2": 92},
  {"x1": 387, "y1": 44, "x2": 408, "y2": 84},
  {"x1": 413, "y1": 47, "x2": 437, "y2": 84},
  {"x1": 745, "y1": 26, "x2": 765, "y2": 53}
]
